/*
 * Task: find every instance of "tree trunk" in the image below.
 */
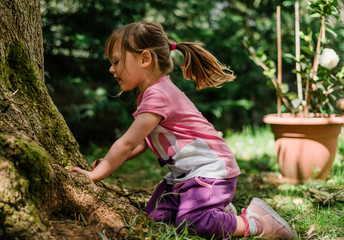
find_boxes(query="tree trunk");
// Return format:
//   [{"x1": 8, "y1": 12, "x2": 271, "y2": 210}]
[{"x1": 0, "y1": 1, "x2": 143, "y2": 239}]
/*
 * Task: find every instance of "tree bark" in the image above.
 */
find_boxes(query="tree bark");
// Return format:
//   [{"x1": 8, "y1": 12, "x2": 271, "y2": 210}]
[{"x1": 0, "y1": 0, "x2": 143, "y2": 239}]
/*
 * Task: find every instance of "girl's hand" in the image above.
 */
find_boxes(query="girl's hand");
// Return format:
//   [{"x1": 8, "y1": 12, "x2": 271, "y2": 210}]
[
  {"x1": 71, "y1": 158, "x2": 103, "y2": 182},
  {"x1": 70, "y1": 167, "x2": 96, "y2": 182}
]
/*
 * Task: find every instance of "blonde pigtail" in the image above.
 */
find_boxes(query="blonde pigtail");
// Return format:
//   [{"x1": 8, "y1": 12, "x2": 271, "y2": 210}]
[{"x1": 175, "y1": 42, "x2": 235, "y2": 90}]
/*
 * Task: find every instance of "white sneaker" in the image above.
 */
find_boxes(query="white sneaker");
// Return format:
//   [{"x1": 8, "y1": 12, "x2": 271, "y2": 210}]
[
  {"x1": 224, "y1": 202, "x2": 237, "y2": 215},
  {"x1": 243, "y1": 198, "x2": 297, "y2": 239}
]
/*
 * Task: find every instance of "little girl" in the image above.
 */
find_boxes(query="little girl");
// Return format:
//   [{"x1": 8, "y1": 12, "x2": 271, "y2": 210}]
[{"x1": 71, "y1": 20, "x2": 297, "y2": 240}]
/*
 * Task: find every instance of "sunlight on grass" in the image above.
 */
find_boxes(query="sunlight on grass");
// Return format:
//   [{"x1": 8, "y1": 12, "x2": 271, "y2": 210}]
[
  {"x1": 225, "y1": 125, "x2": 275, "y2": 161},
  {"x1": 268, "y1": 181, "x2": 344, "y2": 239},
  {"x1": 225, "y1": 127, "x2": 344, "y2": 239},
  {"x1": 225, "y1": 126, "x2": 280, "y2": 173}
]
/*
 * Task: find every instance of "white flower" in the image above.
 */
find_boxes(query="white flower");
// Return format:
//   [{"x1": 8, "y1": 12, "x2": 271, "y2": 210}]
[{"x1": 318, "y1": 48, "x2": 340, "y2": 70}]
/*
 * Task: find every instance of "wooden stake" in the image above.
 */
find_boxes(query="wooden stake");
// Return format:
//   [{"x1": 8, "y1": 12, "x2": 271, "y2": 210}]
[
  {"x1": 295, "y1": 0, "x2": 303, "y2": 104},
  {"x1": 277, "y1": 6, "x2": 282, "y2": 116},
  {"x1": 305, "y1": 15, "x2": 325, "y2": 117},
  {"x1": 244, "y1": 42, "x2": 295, "y2": 114}
]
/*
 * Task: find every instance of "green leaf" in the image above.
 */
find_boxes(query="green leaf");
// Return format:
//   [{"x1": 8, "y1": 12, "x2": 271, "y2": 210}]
[
  {"x1": 301, "y1": 46, "x2": 314, "y2": 56},
  {"x1": 281, "y1": 83, "x2": 289, "y2": 94},
  {"x1": 263, "y1": 68, "x2": 276, "y2": 80},
  {"x1": 291, "y1": 98, "x2": 302, "y2": 109},
  {"x1": 287, "y1": 92, "x2": 298, "y2": 100},
  {"x1": 212, "y1": 108, "x2": 222, "y2": 119},
  {"x1": 316, "y1": 83, "x2": 326, "y2": 91},
  {"x1": 300, "y1": 62, "x2": 309, "y2": 70},
  {"x1": 327, "y1": 102, "x2": 335, "y2": 113},
  {"x1": 284, "y1": 53, "x2": 296, "y2": 61},
  {"x1": 337, "y1": 69, "x2": 344, "y2": 80},
  {"x1": 326, "y1": 28, "x2": 338, "y2": 38},
  {"x1": 128, "y1": 215, "x2": 138, "y2": 235}
]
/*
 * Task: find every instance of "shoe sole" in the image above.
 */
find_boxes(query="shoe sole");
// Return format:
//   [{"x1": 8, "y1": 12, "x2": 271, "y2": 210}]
[
  {"x1": 229, "y1": 202, "x2": 237, "y2": 215},
  {"x1": 251, "y1": 197, "x2": 298, "y2": 239}
]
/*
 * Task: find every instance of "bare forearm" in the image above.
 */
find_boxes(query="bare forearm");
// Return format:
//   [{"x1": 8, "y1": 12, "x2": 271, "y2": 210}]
[
  {"x1": 89, "y1": 139, "x2": 132, "y2": 181},
  {"x1": 71, "y1": 113, "x2": 161, "y2": 182}
]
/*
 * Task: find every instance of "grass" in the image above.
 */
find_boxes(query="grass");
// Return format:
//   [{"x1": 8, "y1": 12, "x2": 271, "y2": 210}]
[{"x1": 84, "y1": 126, "x2": 344, "y2": 240}]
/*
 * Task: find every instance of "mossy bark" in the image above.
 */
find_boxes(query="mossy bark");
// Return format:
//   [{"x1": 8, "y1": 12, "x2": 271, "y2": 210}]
[{"x1": 0, "y1": 0, "x2": 144, "y2": 239}]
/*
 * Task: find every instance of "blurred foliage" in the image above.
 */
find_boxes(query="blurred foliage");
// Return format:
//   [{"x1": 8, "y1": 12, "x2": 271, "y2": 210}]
[
  {"x1": 247, "y1": 0, "x2": 344, "y2": 115},
  {"x1": 41, "y1": 0, "x2": 344, "y2": 148}
]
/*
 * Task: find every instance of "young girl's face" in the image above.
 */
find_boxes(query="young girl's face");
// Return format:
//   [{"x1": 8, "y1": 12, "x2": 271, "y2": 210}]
[{"x1": 109, "y1": 44, "x2": 143, "y2": 92}]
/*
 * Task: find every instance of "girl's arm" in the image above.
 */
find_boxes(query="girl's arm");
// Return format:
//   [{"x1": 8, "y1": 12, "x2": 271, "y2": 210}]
[
  {"x1": 125, "y1": 139, "x2": 148, "y2": 161},
  {"x1": 91, "y1": 140, "x2": 148, "y2": 169},
  {"x1": 71, "y1": 112, "x2": 161, "y2": 182}
]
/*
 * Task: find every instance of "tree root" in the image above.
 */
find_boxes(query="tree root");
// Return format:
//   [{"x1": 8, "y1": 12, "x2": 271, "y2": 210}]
[{"x1": 0, "y1": 135, "x2": 148, "y2": 239}]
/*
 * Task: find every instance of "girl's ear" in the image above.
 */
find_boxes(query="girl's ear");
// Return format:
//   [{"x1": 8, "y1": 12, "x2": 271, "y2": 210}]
[{"x1": 140, "y1": 50, "x2": 152, "y2": 68}]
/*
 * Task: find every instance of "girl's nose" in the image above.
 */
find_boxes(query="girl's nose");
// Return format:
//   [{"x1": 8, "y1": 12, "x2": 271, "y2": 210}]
[{"x1": 109, "y1": 65, "x2": 115, "y2": 74}]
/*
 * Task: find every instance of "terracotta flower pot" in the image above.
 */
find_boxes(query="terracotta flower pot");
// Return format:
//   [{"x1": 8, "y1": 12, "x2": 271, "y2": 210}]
[{"x1": 263, "y1": 113, "x2": 344, "y2": 183}]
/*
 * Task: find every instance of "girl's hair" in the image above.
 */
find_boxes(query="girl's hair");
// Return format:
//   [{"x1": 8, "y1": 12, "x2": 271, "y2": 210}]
[{"x1": 105, "y1": 21, "x2": 235, "y2": 90}]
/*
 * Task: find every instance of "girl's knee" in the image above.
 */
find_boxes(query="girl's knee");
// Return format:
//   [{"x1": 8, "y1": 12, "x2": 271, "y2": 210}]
[
  {"x1": 176, "y1": 211, "x2": 235, "y2": 238},
  {"x1": 146, "y1": 209, "x2": 176, "y2": 223},
  {"x1": 175, "y1": 215, "x2": 212, "y2": 237}
]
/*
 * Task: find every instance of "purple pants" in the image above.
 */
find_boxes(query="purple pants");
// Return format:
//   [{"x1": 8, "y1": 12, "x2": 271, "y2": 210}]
[{"x1": 144, "y1": 176, "x2": 237, "y2": 239}]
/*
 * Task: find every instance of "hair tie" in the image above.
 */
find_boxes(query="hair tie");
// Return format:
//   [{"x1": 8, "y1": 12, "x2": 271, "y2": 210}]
[{"x1": 171, "y1": 42, "x2": 177, "y2": 51}]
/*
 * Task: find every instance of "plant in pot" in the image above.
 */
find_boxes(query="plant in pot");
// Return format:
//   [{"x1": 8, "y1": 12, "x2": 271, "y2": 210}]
[{"x1": 246, "y1": 0, "x2": 344, "y2": 183}]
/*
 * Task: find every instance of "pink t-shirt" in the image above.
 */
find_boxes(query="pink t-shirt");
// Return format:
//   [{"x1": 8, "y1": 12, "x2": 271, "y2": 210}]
[{"x1": 133, "y1": 75, "x2": 240, "y2": 184}]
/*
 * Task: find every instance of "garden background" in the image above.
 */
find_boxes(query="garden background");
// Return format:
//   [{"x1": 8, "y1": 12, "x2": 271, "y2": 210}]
[{"x1": 41, "y1": 0, "x2": 344, "y2": 239}]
